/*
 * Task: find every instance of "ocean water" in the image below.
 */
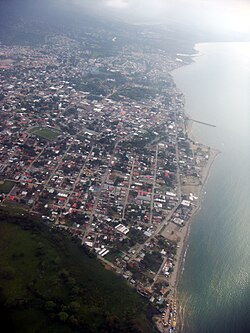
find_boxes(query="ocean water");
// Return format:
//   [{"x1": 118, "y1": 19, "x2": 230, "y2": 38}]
[{"x1": 172, "y1": 42, "x2": 250, "y2": 333}]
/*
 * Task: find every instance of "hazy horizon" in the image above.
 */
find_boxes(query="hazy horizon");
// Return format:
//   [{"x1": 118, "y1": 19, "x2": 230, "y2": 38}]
[
  {"x1": 58, "y1": 0, "x2": 250, "y2": 34},
  {"x1": 1, "y1": 0, "x2": 250, "y2": 38}
]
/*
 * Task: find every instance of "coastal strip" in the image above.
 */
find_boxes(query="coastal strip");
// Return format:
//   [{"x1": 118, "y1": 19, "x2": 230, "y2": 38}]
[
  {"x1": 150, "y1": 55, "x2": 221, "y2": 331},
  {"x1": 176, "y1": 147, "x2": 220, "y2": 333},
  {"x1": 154, "y1": 135, "x2": 220, "y2": 332}
]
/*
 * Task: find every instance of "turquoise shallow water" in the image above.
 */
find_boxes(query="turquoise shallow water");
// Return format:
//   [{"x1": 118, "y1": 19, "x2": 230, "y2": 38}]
[{"x1": 172, "y1": 42, "x2": 250, "y2": 333}]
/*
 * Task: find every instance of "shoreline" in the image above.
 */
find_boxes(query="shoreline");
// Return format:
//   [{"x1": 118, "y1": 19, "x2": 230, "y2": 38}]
[
  {"x1": 158, "y1": 51, "x2": 220, "y2": 332},
  {"x1": 175, "y1": 147, "x2": 220, "y2": 333},
  {"x1": 154, "y1": 140, "x2": 220, "y2": 333},
  {"x1": 154, "y1": 110, "x2": 220, "y2": 333}
]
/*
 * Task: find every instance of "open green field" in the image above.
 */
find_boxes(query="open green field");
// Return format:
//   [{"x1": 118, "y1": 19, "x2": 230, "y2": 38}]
[
  {"x1": 0, "y1": 180, "x2": 16, "y2": 194},
  {"x1": 30, "y1": 127, "x2": 61, "y2": 140},
  {"x1": 0, "y1": 211, "x2": 157, "y2": 333}
]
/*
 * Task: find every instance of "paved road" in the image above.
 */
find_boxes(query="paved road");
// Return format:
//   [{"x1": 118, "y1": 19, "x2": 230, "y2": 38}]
[
  {"x1": 149, "y1": 144, "x2": 159, "y2": 225},
  {"x1": 151, "y1": 256, "x2": 168, "y2": 288},
  {"x1": 122, "y1": 158, "x2": 135, "y2": 219}
]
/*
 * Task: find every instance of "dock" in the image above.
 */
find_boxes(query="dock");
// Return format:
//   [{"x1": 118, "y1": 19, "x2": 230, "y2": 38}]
[{"x1": 189, "y1": 118, "x2": 216, "y2": 128}]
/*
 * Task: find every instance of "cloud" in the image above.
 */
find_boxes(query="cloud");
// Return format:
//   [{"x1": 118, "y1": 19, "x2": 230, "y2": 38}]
[
  {"x1": 105, "y1": 0, "x2": 129, "y2": 8},
  {"x1": 100, "y1": 0, "x2": 250, "y2": 33},
  {"x1": 29, "y1": 0, "x2": 250, "y2": 33}
]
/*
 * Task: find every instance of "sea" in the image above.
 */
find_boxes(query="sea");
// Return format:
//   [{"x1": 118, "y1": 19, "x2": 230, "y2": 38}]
[{"x1": 172, "y1": 42, "x2": 250, "y2": 333}]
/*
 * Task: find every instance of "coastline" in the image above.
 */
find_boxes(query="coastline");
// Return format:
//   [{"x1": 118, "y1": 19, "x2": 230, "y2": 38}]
[
  {"x1": 153, "y1": 127, "x2": 220, "y2": 333},
  {"x1": 160, "y1": 51, "x2": 220, "y2": 333},
  {"x1": 175, "y1": 146, "x2": 220, "y2": 333}
]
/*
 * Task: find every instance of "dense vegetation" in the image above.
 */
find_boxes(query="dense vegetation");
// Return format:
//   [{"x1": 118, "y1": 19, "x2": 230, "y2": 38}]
[{"x1": 0, "y1": 210, "x2": 157, "y2": 333}]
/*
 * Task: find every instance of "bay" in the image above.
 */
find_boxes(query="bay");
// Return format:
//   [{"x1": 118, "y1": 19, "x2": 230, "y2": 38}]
[{"x1": 172, "y1": 42, "x2": 250, "y2": 333}]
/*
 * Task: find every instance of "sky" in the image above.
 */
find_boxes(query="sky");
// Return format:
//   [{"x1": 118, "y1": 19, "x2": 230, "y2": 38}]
[
  {"x1": 1, "y1": 0, "x2": 249, "y2": 36},
  {"x1": 59, "y1": 0, "x2": 250, "y2": 34}
]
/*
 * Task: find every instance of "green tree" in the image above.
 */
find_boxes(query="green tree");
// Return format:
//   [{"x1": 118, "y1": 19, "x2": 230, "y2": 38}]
[
  {"x1": 58, "y1": 311, "x2": 69, "y2": 322},
  {"x1": 45, "y1": 300, "x2": 56, "y2": 311},
  {"x1": 69, "y1": 301, "x2": 81, "y2": 313}
]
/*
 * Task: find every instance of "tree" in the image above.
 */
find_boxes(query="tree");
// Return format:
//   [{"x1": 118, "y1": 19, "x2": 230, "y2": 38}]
[
  {"x1": 35, "y1": 242, "x2": 45, "y2": 256},
  {"x1": 58, "y1": 311, "x2": 69, "y2": 322},
  {"x1": 45, "y1": 300, "x2": 56, "y2": 311},
  {"x1": 69, "y1": 301, "x2": 80, "y2": 313}
]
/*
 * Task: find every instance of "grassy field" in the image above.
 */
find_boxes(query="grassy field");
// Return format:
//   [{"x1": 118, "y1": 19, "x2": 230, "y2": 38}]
[
  {"x1": 30, "y1": 127, "x2": 61, "y2": 140},
  {"x1": 0, "y1": 180, "x2": 16, "y2": 194},
  {"x1": 0, "y1": 212, "x2": 157, "y2": 333}
]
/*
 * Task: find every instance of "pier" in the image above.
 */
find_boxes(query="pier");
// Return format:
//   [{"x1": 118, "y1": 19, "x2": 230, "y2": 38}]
[{"x1": 188, "y1": 118, "x2": 216, "y2": 128}]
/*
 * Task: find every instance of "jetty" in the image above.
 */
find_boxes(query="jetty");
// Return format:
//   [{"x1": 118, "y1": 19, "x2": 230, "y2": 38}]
[{"x1": 188, "y1": 118, "x2": 216, "y2": 128}]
